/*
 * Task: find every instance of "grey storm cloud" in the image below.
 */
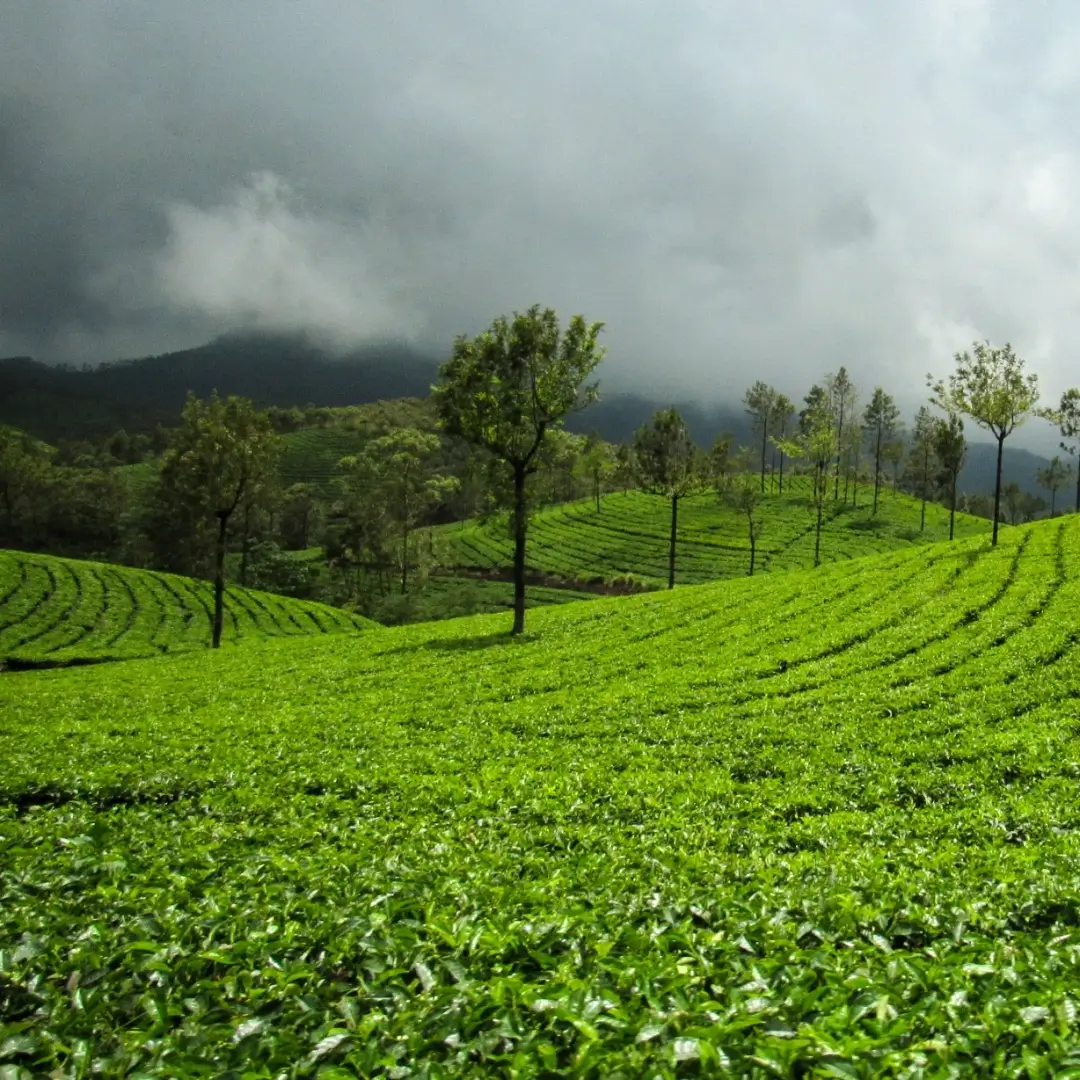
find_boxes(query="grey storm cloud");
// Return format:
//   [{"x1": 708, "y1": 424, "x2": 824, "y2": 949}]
[{"x1": 4, "y1": 0, "x2": 1080, "y2": 430}]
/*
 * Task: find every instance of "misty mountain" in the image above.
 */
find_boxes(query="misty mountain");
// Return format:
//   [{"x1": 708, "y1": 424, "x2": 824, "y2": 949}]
[
  {"x1": 0, "y1": 333, "x2": 441, "y2": 442},
  {"x1": 0, "y1": 332, "x2": 1057, "y2": 500}
]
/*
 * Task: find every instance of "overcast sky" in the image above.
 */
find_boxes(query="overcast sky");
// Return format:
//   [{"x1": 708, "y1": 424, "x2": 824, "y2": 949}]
[{"x1": 4, "y1": 0, "x2": 1080, "y2": 439}]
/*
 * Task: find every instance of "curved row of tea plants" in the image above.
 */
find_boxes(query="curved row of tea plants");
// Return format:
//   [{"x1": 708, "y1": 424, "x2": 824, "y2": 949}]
[
  {"x1": 0, "y1": 548, "x2": 373, "y2": 666},
  {"x1": 441, "y1": 476, "x2": 990, "y2": 588},
  {"x1": 4, "y1": 518, "x2": 1080, "y2": 1075}
]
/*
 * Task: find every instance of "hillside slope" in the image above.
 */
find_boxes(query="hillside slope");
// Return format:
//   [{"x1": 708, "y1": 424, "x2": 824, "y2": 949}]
[
  {"x1": 3, "y1": 519, "x2": 1080, "y2": 1073},
  {"x1": 0, "y1": 548, "x2": 373, "y2": 667},
  {"x1": 443, "y1": 475, "x2": 991, "y2": 587}
]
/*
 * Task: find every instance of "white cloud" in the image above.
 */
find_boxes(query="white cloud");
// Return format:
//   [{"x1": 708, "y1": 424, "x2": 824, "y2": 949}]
[{"x1": 153, "y1": 172, "x2": 421, "y2": 348}]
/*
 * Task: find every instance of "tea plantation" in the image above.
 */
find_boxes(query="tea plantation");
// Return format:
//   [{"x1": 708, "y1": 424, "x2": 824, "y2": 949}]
[
  {"x1": 4, "y1": 516, "x2": 1080, "y2": 1075},
  {"x1": 441, "y1": 479, "x2": 990, "y2": 588},
  {"x1": 0, "y1": 549, "x2": 372, "y2": 667}
]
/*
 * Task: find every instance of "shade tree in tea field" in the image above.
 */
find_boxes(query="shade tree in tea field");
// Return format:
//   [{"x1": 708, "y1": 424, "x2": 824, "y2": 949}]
[
  {"x1": 154, "y1": 393, "x2": 279, "y2": 648},
  {"x1": 928, "y1": 341, "x2": 1041, "y2": 546},
  {"x1": 633, "y1": 407, "x2": 708, "y2": 588},
  {"x1": 432, "y1": 304, "x2": 605, "y2": 634}
]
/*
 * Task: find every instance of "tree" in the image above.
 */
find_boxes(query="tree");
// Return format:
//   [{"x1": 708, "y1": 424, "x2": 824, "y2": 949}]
[
  {"x1": 743, "y1": 381, "x2": 778, "y2": 492},
  {"x1": 709, "y1": 432, "x2": 734, "y2": 491},
  {"x1": 156, "y1": 393, "x2": 279, "y2": 648},
  {"x1": 634, "y1": 408, "x2": 706, "y2": 589},
  {"x1": 862, "y1": 388, "x2": 900, "y2": 515},
  {"x1": 1051, "y1": 388, "x2": 1080, "y2": 513},
  {"x1": 432, "y1": 305, "x2": 604, "y2": 634},
  {"x1": 883, "y1": 434, "x2": 906, "y2": 495},
  {"x1": 0, "y1": 426, "x2": 51, "y2": 548},
  {"x1": 909, "y1": 407, "x2": 937, "y2": 532},
  {"x1": 826, "y1": 367, "x2": 857, "y2": 501},
  {"x1": 613, "y1": 444, "x2": 636, "y2": 493},
  {"x1": 717, "y1": 447, "x2": 764, "y2": 576},
  {"x1": 1036, "y1": 455, "x2": 1072, "y2": 517},
  {"x1": 770, "y1": 395, "x2": 796, "y2": 495},
  {"x1": 928, "y1": 342, "x2": 1040, "y2": 546},
  {"x1": 577, "y1": 433, "x2": 615, "y2": 512},
  {"x1": 340, "y1": 428, "x2": 457, "y2": 596},
  {"x1": 280, "y1": 483, "x2": 323, "y2": 550},
  {"x1": 933, "y1": 414, "x2": 967, "y2": 541},
  {"x1": 1001, "y1": 482, "x2": 1044, "y2": 525},
  {"x1": 790, "y1": 386, "x2": 837, "y2": 567}
]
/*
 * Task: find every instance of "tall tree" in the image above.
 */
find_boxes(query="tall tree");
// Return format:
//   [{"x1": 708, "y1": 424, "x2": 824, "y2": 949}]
[
  {"x1": 1051, "y1": 388, "x2": 1080, "y2": 513},
  {"x1": 770, "y1": 395, "x2": 796, "y2": 495},
  {"x1": 717, "y1": 447, "x2": 764, "y2": 576},
  {"x1": 933, "y1": 414, "x2": 967, "y2": 541},
  {"x1": 709, "y1": 432, "x2": 733, "y2": 491},
  {"x1": 826, "y1": 367, "x2": 857, "y2": 501},
  {"x1": 743, "y1": 381, "x2": 778, "y2": 493},
  {"x1": 156, "y1": 393, "x2": 279, "y2": 648},
  {"x1": 577, "y1": 433, "x2": 615, "y2": 512},
  {"x1": 862, "y1": 388, "x2": 900, "y2": 516},
  {"x1": 1036, "y1": 455, "x2": 1072, "y2": 518},
  {"x1": 633, "y1": 408, "x2": 706, "y2": 588},
  {"x1": 909, "y1": 406, "x2": 938, "y2": 533},
  {"x1": 342, "y1": 428, "x2": 457, "y2": 595},
  {"x1": 280, "y1": 483, "x2": 323, "y2": 551},
  {"x1": 792, "y1": 386, "x2": 837, "y2": 566},
  {"x1": 432, "y1": 305, "x2": 604, "y2": 634},
  {"x1": 928, "y1": 341, "x2": 1041, "y2": 547}
]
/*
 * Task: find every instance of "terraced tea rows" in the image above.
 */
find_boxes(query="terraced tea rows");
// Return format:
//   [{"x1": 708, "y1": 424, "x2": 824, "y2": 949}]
[
  {"x1": 442, "y1": 477, "x2": 990, "y2": 587},
  {"x1": 0, "y1": 548, "x2": 372, "y2": 666},
  {"x1": 278, "y1": 427, "x2": 368, "y2": 493},
  {"x1": 4, "y1": 517, "x2": 1080, "y2": 1074}
]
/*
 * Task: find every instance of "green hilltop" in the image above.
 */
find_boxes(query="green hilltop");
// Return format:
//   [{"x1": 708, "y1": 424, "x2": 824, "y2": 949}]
[
  {"x1": 4, "y1": 516, "x2": 1080, "y2": 1073},
  {"x1": 436, "y1": 477, "x2": 991, "y2": 594},
  {"x1": 0, "y1": 548, "x2": 373, "y2": 668}
]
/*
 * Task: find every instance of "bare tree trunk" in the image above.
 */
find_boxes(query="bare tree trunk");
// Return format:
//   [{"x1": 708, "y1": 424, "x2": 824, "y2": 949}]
[
  {"x1": 213, "y1": 511, "x2": 228, "y2": 649},
  {"x1": 760, "y1": 423, "x2": 768, "y2": 493},
  {"x1": 834, "y1": 403, "x2": 844, "y2": 501},
  {"x1": 814, "y1": 489, "x2": 824, "y2": 568},
  {"x1": 748, "y1": 520, "x2": 755, "y2": 577},
  {"x1": 668, "y1": 493, "x2": 679, "y2": 589},
  {"x1": 872, "y1": 429, "x2": 883, "y2": 515},
  {"x1": 991, "y1": 436, "x2": 1004, "y2": 547},
  {"x1": 512, "y1": 465, "x2": 528, "y2": 634}
]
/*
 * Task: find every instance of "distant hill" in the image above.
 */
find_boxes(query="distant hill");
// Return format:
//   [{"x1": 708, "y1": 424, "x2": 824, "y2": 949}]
[
  {"x1": 1, "y1": 333, "x2": 1056, "y2": 498},
  {"x1": 0, "y1": 332, "x2": 441, "y2": 442}
]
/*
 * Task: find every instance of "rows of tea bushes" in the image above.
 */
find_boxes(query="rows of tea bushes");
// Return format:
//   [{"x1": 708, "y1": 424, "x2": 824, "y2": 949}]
[
  {"x1": 4, "y1": 518, "x2": 1080, "y2": 1074},
  {"x1": 0, "y1": 548, "x2": 372, "y2": 666},
  {"x1": 441, "y1": 477, "x2": 990, "y2": 587}
]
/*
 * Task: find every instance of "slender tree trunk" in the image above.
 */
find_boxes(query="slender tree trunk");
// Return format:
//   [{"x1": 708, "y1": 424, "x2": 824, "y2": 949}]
[
  {"x1": 950, "y1": 471, "x2": 957, "y2": 541},
  {"x1": 834, "y1": 403, "x2": 844, "y2": 501},
  {"x1": 512, "y1": 465, "x2": 528, "y2": 634},
  {"x1": 213, "y1": 511, "x2": 228, "y2": 649},
  {"x1": 748, "y1": 519, "x2": 755, "y2": 577},
  {"x1": 760, "y1": 423, "x2": 768, "y2": 493},
  {"x1": 778, "y1": 452, "x2": 785, "y2": 495},
  {"x1": 668, "y1": 493, "x2": 679, "y2": 589},
  {"x1": 873, "y1": 429, "x2": 882, "y2": 515},
  {"x1": 991, "y1": 435, "x2": 1004, "y2": 547},
  {"x1": 920, "y1": 449, "x2": 928, "y2": 532},
  {"x1": 814, "y1": 490, "x2": 824, "y2": 568},
  {"x1": 1051, "y1": 489, "x2": 1056, "y2": 517}
]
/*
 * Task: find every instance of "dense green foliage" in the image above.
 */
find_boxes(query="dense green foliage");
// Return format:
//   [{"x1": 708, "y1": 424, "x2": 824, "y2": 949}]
[
  {"x1": 0, "y1": 549, "x2": 372, "y2": 667},
  {"x1": 3, "y1": 516, "x2": 1080, "y2": 1074},
  {"x1": 441, "y1": 477, "x2": 990, "y2": 588}
]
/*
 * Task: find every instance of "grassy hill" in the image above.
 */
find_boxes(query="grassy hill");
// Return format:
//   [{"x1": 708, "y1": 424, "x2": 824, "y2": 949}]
[
  {"x1": 4, "y1": 517, "x2": 1080, "y2": 1072},
  {"x1": 442, "y1": 476, "x2": 991, "y2": 588},
  {"x1": 0, "y1": 548, "x2": 373, "y2": 667}
]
